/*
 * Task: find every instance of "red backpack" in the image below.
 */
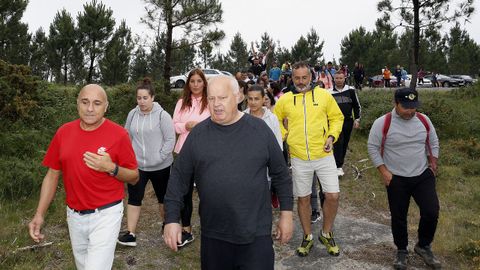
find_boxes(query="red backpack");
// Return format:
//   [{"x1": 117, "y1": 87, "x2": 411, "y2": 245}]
[{"x1": 381, "y1": 112, "x2": 434, "y2": 163}]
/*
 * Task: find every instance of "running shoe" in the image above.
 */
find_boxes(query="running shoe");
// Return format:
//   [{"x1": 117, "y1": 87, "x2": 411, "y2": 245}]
[
  {"x1": 393, "y1": 249, "x2": 408, "y2": 270},
  {"x1": 296, "y1": 235, "x2": 314, "y2": 257},
  {"x1": 117, "y1": 231, "x2": 136, "y2": 247},
  {"x1": 178, "y1": 231, "x2": 195, "y2": 248},
  {"x1": 311, "y1": 210, "x2": 321, "y2": 224},
  {"x1": 318, "y1": 231, "x2": 340, "y2": 256},
  {"x1": 414, "y1": 244, "x2": 442, "y2": 269}
]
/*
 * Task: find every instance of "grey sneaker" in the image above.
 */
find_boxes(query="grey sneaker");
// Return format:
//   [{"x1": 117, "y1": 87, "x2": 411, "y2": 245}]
[
  {"x1": 310, "y1": 210, "x2": 321, "y2": 224},
  {"x1": 393, "y1": 249, "x2": 408, "y2": 270},
  {"x1": 414, "y1": 244, "x2": 442, "y2": 269}
]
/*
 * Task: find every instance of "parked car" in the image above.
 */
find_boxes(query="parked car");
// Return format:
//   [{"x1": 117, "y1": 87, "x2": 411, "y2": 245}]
[
  {"x1": 450, "y1": 75, "x2": 474, "y2": 86},
  {"x1": 424, "y1": 74, "x2": 465, "y2": 87},
  {"x1": 404, "y1": 74, "x2": 432, "y2": 88},
  {"x1": 220, "y1": 70, "x2": 234, "y2": 77},
  {"x1": 170, "y1": 68, "x2": 223, "y2": 88},
  {"x1": 368, "y1": 75, "x2": 398, "y2": 88}
]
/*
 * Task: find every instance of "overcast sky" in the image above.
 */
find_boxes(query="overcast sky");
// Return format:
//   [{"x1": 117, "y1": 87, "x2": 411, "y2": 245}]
[{"x1": 23, "y1": 0, "x2": 480, "y2": 63}]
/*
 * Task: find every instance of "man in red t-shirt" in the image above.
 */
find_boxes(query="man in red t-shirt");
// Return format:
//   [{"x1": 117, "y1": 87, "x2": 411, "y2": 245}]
[{"x1": 28, "y1": 84, "x2": 138, "y2": 270}]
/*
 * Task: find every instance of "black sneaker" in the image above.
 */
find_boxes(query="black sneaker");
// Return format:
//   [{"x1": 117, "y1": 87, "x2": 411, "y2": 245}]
[
  {"x1": 393, "y1": 249, "x2": 408, "y2": 270},
  {"x1": 178, "y1": 231, "x2": 194, "y2": 248},
  {"x1": 117, "y1": 231, "x2": 136, "y2": 247},
  {"x1": 414, "y1": 244, "x2": 442, "y2": 269},
  {"x1": 310, "y1": 210, "x2": 321, "y2": 224}
]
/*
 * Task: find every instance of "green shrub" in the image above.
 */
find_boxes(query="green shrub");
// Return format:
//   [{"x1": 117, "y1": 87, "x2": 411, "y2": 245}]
[
  {"x1": 0, "y1": 157, "x2": 45, "y2": 200},
  {"x1": 0, "y1": 60, "x2": 41, "y2": 122},
  {"x1": 0, "y1": 130, "x2": 49, "y2": 158}
]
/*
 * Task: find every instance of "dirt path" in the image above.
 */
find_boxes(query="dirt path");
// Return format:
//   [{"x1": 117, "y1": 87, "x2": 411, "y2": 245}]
[{"x1": 112, "y1": 185, "x2": 436, "y2": 270}]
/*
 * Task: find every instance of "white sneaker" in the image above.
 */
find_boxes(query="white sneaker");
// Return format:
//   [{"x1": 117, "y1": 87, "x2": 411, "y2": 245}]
[{"x1": 337, "y1": 168, "x2": 344, "y2": 177}]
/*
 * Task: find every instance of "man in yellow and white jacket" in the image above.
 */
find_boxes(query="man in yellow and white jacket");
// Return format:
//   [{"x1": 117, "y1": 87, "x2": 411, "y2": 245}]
[{"x1": 274, "y1": 61, "x2": 344, "y2": 257}]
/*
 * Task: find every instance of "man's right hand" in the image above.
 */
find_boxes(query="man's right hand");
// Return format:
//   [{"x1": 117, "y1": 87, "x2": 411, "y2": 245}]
[
  {"x1": 163, "y1": 223, "x2": 182, "y2": 251},
  {"x1": 28, "y1": 214, "x2": 45, "y2": 243},
  {"x1": 378, "y1": 165, "x2": 393, "y2": 186}
]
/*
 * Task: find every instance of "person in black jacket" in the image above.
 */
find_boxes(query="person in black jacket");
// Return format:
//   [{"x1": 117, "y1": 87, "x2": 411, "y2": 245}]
[
  {"x1": 329, "y1": 72, "x2": 361, "y2": 176},
  {"x1": 353, "y1": 62, "x2": 365, "y2": 90}
]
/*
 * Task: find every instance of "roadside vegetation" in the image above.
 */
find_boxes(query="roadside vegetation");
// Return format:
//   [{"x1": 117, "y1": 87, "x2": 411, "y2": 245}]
[{"x1": 0, "y1": 60, "x2": 478, "y2": 269}]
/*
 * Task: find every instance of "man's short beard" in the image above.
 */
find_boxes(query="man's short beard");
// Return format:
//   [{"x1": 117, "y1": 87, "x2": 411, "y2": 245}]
[{"x1": 295, "y1": 84, "x2": 310, "y2": 92}]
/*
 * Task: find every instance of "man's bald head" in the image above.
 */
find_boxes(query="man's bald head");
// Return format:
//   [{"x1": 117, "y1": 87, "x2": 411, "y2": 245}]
[
  {"x1": 78, "y1": 84, "x2": 108, "y2": 103},
  {"x1": 207, "y1": 76, "x2": 242, "y2": 125},
  {"x1": 77, "y1": 84, "x2": 109, "y2": 130},
  {"x1": 208, "y1": 76, "x2": 240, "y2": 95}
]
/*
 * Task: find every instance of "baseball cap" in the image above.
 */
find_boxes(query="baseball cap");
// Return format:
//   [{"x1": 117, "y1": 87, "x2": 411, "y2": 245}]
[{"x1": 395, "y1": 88, "x2": 419, "y2": 109}]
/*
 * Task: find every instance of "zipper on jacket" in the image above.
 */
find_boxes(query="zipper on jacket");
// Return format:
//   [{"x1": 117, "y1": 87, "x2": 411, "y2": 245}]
[
  {"x1": 141, "y1": 115, "x2": 146, "y2": 168},
  {"x1": 303, "y1": 93, "x2": 311, "y2": 160}
]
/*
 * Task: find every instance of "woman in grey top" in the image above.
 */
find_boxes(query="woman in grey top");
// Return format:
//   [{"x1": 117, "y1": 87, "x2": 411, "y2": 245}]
[{"x1": 118, "y1": 78, "x2": 176, "y2": 247}]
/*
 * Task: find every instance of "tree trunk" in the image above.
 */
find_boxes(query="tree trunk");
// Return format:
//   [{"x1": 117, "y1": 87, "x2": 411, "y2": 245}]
[
  {"x1": 163, "y1": 25, "x2": 173, "y2": 94},
  {"x1": 410, "y1": 0, "x2": 420, "y2": 91},
  {"x1": 87, "y1": 41, "x2": 96, "y2": 83},
  {"x1": 63, "y1": 54, "x2": 68, "y2": 85},
  {"x1": 162, "y1": 0, "x2": 173, "y2": 95}
]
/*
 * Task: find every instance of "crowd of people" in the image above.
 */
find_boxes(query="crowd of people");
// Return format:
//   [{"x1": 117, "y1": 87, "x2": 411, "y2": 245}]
[{"x1": 27, "y1": 46, "x2": 443, "y2": 270}]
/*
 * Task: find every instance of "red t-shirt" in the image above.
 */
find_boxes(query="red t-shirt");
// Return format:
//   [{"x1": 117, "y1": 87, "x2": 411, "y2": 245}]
[{"x1": 43, "y1": 119, "x2": 137, "y2": 210}]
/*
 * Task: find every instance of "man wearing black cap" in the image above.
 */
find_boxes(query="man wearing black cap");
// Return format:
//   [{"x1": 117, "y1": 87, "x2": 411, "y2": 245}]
[{"x1": 367, "y1": 88, "x2": 441, "y2": 270}]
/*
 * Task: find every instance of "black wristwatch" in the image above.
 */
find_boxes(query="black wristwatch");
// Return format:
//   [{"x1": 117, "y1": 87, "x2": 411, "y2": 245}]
[{"x1": 109, "y1": 163, "x2": 119, "y2": 177}]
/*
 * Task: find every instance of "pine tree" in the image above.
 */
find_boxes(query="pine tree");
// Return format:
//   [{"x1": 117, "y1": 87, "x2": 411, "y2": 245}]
[
  {"x1": 305, "y1": 28, "x2": 324, "y2": 66},
  {"x1": 130, "y1": 47, "x2": 150, "y2": 81},
  {"x1": 99, "y1": 21, "x2": 134, "y2": 85},
  {"x1": 291, "y1": 36, "x2": 309, "y2": 63},
  {"x1": 227, "y1": 32, "x2": 249, "y2": 73},
  {"x1": 447, "y1": 24, "x2": 480, "y2": 75},
  {"x1": 46, "y1": 9, "x2": 75, "y2": 84},
  {"x1": 142, "y1": 0, "x2": 223, "y2": 93},
  {"x1": 29, "y1": 28, "x2": 49, "y2": 80},
  {"x1": 149, "y1": 35, "x2": 166, "y2": 81},
  {"x1": 77, "y1": 0, "x2": 115, "y2": 83},
  {"x1": 0, "y1": 0, "x2": 31, "y2": 64}
]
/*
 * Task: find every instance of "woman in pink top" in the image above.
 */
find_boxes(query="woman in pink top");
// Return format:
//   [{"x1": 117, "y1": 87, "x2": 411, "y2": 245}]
[{"x1": 172, "y1": 68, "x2": 210, "y2": 247}]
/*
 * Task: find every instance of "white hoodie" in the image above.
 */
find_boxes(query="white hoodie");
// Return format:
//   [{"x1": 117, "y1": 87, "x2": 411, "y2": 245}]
[{"x1": 244, "y1": 107, "x2": 283, "y2": 150}]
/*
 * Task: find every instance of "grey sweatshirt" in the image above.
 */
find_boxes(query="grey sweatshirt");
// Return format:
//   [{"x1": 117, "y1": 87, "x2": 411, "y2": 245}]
[
  {"x1": 367, "y1": 108, "x2": 439, "y2": 177},
  {"x1": 164, "y1": 114, "x2": 293, "y2": 244},
  {"x1": 125, "y1": 102, "x2": 175, "y2": 171}
]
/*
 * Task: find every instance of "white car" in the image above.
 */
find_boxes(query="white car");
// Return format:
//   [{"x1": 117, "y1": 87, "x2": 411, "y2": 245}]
[
  {"x1": 170, "y1": 68, "x2": 224, "y2": 88},
  {"x1": 404, "y1": 74, "x2": 432, "y2": 88},
  {"x1": 220, "y1": 70, "x2": 234, "y2": 77}
]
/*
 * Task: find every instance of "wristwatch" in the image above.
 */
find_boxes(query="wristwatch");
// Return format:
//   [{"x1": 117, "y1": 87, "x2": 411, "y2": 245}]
[{"x1": 109, "y1": 163, "x2": 119, "y2": 177}]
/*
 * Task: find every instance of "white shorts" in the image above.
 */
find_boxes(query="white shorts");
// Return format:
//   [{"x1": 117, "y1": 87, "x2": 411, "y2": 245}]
[{"x1": 291, "y1": 155, "x2": 339, "y2": 197}]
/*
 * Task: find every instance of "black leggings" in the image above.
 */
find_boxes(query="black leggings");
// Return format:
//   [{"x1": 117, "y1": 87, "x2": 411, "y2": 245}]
[
  {"x1": 180, "y1": 175, "x2": 195, "y2": 227},
  {"x1": 127, "y1": 167, "x2": 171, "y2": 206},
  {"x1": 333, "y1": 119, "x2": 354, "y2": 168}
]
